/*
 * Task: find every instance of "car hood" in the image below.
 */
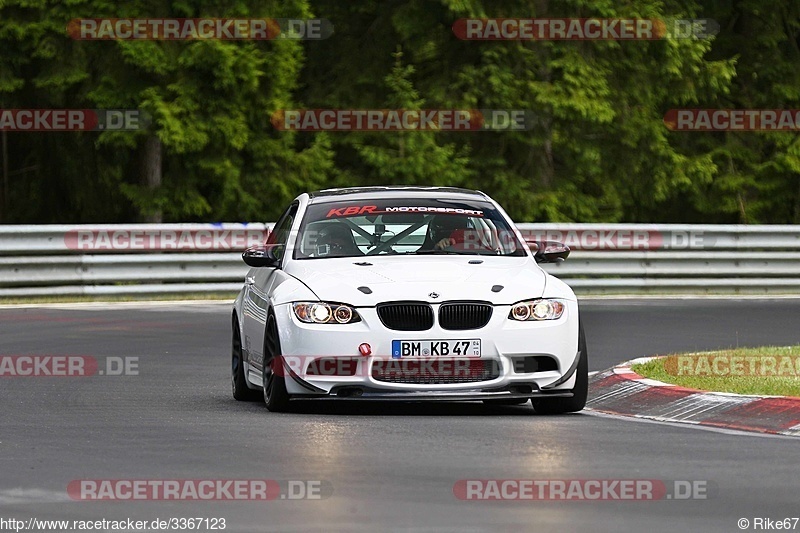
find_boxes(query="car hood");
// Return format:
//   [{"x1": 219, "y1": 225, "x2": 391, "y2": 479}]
[{"x1": 283, "y1": 255, "x2": 547, "y2": 306}]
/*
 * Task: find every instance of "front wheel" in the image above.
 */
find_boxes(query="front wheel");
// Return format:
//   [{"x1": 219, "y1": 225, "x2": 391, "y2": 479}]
[
  {"x1": 263, "y1": 312, "x2": 292, "y2": 412},
  {"x1": 232, "y1": 319, "x2": 260, "y2": 401},
  {"x1": 531, "y1": 323, "x2": 588, "y2": 415}
]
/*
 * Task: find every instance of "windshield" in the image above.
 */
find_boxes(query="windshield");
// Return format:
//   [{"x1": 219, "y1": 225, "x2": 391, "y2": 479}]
[{"x1": 294, "y1": 198, "x2": 527, "y2": 259}]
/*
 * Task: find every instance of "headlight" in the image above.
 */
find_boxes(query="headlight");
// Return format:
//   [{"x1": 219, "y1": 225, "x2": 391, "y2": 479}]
[
  {"x1": 293, "y1": 302, "x2": 361, "y2": 324},
  {"x1": 508, "y1": 299, "x2": 565, "y2": 321}
]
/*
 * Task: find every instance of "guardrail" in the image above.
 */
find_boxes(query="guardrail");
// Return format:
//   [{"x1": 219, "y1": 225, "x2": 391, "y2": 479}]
[{"x1": 0, "y1": 223, "x2": 798, "y2": 297}]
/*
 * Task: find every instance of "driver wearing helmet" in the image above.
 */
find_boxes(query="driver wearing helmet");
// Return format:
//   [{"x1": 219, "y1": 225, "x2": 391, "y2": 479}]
[
  {"x1": 314, "y1": 223, "x2": 361, "y2": 257},
  {"x1": 421, "y1": 215, "x2": 470, "y2": 251}
]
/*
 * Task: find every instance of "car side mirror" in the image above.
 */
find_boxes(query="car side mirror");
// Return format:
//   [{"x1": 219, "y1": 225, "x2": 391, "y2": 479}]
[
  {"x1": 533, "y1": 241, "x2": 570, "y2": 263},
  {"x1": 242, "y1": 245, "x2": 283, "y2": 268}
]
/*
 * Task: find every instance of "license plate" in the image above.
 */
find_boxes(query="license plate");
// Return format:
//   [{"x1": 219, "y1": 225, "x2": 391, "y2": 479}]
[{"x1": 392, "y1": 339, "x2": 481, "y2": 358}]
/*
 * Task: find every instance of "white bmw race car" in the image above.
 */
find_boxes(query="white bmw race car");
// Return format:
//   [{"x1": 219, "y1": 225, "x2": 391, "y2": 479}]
[{"x1": 232, "y1": 186, "x2": 587, "y2": 413}]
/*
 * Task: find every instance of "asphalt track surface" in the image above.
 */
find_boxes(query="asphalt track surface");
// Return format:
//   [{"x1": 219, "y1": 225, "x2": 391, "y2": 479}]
[{"x1": 1, "y1": 299, "x2": 799, "y2": 532}]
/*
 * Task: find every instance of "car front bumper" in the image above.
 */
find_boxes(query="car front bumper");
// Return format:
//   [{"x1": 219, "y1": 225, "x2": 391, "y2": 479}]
[{"x1": 273, "y1": 299, "x2": 580, "y2": 398}]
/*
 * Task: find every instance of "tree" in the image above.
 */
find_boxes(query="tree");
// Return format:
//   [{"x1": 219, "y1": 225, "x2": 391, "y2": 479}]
[
  {"x1": 300, "y1": 0, "x2": 736, "y2": 222},
  {"x1": 0, "y1": 0, "x2": 335, "y2": 223}
]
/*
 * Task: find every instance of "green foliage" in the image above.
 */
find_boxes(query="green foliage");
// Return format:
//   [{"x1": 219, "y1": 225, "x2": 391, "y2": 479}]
[
  {"x1": 350, "y1": 50, "x2": 474, "y2": 187},
  {"x1": 0, "y1": 0, "x2": 798, "y2": 223},
  {"x1": 0, "y1": 0, "x2": 334, "y2": 222},
  {"x1": 299, "y1": 0, "x2": 742, "y2": 222}
]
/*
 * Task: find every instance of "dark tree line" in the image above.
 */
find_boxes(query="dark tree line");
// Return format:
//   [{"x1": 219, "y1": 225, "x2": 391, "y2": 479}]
[{"x1": 0, "y1": 0, "x2": 798, "y2": 224}]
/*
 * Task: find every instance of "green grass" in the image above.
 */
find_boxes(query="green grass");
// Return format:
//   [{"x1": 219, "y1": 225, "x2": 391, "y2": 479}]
[{"x1": 632, "y1": 345, "x2": 800, "y2": 397}]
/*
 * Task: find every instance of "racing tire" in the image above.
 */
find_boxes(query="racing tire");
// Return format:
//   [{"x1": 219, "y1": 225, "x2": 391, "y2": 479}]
[
  {"x1": 263, "y1": 311, "x2": 292, "y2": 412},
  {"x1": 531, "y1": 323, "x2": 588, "y2": 415},
  {"x1": 232, "y1": 318, "x2": 261, "y2": 401}
]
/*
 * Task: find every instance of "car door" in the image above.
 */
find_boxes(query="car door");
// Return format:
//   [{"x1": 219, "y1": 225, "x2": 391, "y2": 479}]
[{"x1": 242, "y1": 202, "x2": 298, "y2": 375}]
